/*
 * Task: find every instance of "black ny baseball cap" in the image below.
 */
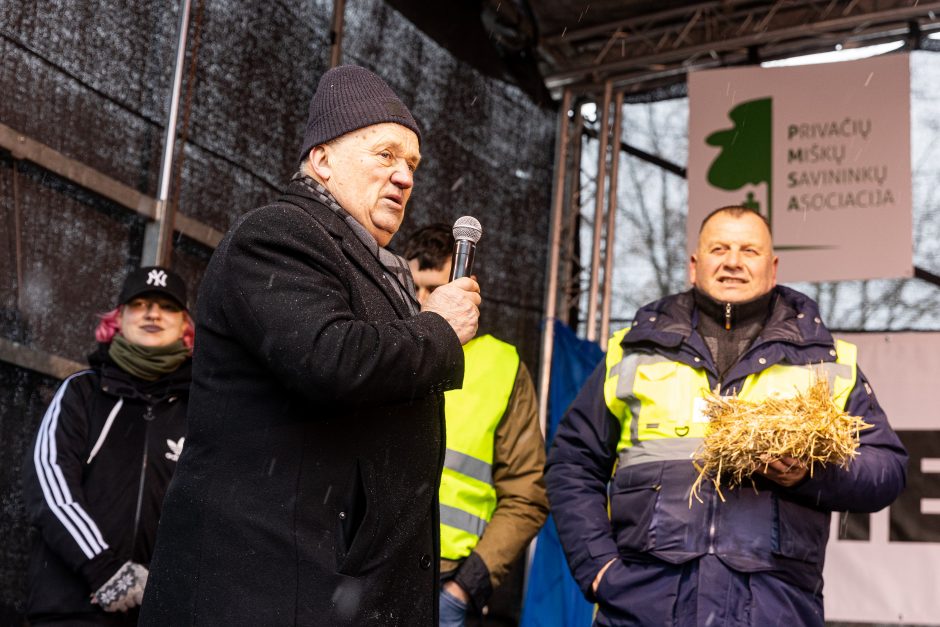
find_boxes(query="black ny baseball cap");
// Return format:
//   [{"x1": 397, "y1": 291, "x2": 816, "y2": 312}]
[{"x1": 117, "y1": 266, "x2": 188, "y2": 310}]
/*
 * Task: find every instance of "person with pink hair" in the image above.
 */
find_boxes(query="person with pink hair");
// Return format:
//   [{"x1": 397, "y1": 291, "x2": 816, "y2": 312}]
[{"x1": 22, "y1": 265, "x2": 194, "y2": 625}]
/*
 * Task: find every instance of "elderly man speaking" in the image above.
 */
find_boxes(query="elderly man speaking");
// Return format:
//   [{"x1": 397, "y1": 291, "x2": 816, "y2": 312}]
[{"x1": 140, "y1": 66, "x2": 480, "y2": 626}]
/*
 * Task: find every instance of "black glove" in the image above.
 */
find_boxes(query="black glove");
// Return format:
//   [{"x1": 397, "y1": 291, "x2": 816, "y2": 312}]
[{"x1": 92, "y1": 561, "x2": 149, "y2": 612}]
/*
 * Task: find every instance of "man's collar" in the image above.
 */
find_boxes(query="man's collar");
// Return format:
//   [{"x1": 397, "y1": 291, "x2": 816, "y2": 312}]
[
  {"x1": 692, "y1": 288, "x2": 774, "y2": 331},
  {"x1": 292, "y1": 174, "x2": 361, "y2": 227},
  {"x1": 288, "y1": 173, "x2": 420, "y2": 316},
  {"x1": 291, "y1": 172, "x2": 382, "y2": 250},
  {"x1": 622, "y1": 286, "x2": 833, "y2": 353}
]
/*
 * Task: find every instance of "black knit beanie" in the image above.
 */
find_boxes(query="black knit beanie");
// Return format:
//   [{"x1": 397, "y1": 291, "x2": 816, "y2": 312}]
[{"x1": 297, "y1": 65, "x2": 421, "y2": 164}]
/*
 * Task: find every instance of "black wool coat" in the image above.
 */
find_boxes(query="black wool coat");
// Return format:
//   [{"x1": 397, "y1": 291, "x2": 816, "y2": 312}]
[{"x1": 139, "y1": 181, "x2": 464, "y2": 626}]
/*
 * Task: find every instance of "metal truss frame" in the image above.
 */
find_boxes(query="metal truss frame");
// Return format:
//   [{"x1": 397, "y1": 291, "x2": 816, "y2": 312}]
[{"x1": 539, "y1": 0, "x2": 940, "y2": 93}]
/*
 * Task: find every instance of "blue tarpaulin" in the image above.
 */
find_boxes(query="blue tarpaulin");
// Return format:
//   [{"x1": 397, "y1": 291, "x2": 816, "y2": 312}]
[{"x1": 520, "y1": 320, "x2": 603, "y2": 627}]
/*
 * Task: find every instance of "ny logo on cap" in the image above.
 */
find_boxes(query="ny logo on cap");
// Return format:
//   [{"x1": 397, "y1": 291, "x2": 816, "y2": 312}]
[{"x1": 147, "y1": 269, "x2": 168, "y2": 287}]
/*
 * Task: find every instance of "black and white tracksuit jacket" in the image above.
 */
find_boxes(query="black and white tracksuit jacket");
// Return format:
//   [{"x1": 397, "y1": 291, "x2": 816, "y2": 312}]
[{"x1": 22, "y1": 345, "x2": 190, "y2": 622}]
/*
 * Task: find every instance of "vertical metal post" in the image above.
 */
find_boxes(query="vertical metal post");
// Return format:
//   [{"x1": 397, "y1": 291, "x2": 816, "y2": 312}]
[
  {"x1": 527, "y1": 87, "x2": 573, "y2": 608},
  {"x1": 599, "y1": 92, "x2": 624, "y2": 350},
  {"x1": 11, "y1": 161, "x2": 23, "y2": 311},
  {"x1": 586, "y1": 81, "x2": 612, "y2": 342},
  {"x1": 142, "y1": 0, "x2": 192, "y2": 267},
  {"x1": 537, "y1": 88, "x2": 572, "y2": 439},
  {"x1": 330, "y1": 0, "x2": 346, "y2": 68},
  {"x1": 564, "y1": 107, "x2": 584, "y2": 326}
]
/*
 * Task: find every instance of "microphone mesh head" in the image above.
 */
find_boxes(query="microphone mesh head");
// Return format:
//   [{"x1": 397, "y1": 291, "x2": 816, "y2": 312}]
[{"x1": 452, "y1": 216, "x2": 482, "y2": 243}]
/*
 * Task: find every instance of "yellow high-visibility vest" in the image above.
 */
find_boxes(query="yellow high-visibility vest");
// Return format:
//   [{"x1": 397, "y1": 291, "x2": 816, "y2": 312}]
[
  {"x1": 603, "y1": 327, "x2": 857, "y2": 468},
  {"x1": 439, "y1": 335, "x2": 519, "y2": 560}
]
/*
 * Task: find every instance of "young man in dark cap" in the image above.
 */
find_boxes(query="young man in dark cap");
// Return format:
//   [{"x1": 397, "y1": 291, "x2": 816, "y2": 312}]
[
  {"x1": 402, "y1": 224, "x2": 548, "y2": 626},
  {"x1": 140, "y1": 66, "x2": 481, "y2": 626}
]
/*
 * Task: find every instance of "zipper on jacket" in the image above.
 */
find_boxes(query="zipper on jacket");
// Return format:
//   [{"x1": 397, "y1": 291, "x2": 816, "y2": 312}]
[
  {"x1": 724, "y1": 302, "x2": 732, "y2": 330},
  {"x1": 707, "y1": 489, "x2": 718, "y2": 554},
  {"x1": 131, "y1": 405, "x2": 155, "y2": 550}
]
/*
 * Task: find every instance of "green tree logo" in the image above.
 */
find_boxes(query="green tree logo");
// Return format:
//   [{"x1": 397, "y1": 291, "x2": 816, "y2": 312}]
[{"x1": 705, "y1": 98, "x2": 773, "y2": 226}]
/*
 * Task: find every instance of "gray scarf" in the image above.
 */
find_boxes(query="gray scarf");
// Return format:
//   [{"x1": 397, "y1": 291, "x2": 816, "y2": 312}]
[{"x1": 292, "y1": 173, "x2": 420, "y2": 316}]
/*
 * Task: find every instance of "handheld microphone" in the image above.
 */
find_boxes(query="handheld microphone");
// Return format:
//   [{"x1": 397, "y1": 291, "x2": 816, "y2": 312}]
[{"x1": 450, "y1": 216, "x2": 483, "y2": 281}]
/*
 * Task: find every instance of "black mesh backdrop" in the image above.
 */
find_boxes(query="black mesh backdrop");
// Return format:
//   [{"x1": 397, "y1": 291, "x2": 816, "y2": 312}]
[
  {"x1": 167, "y1": 0, "x2": 334, "y2": 230},
  {"x1": 0, "y1": 157, "x2": 149, "y2": 360},
  {"x1": 0, "y1": 0, "x2": 556, "y2": 620},
  {"x1": 0, "y1": 363, "x2": 60, "y2": 627},
  {"x1": 1, "y1": 2, "x2": 176, "y2": 194}
]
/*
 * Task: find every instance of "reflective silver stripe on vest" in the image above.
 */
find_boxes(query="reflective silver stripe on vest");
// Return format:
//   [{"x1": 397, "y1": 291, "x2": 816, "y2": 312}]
[
  {"x1": 611, "y1": 353, "x2": 673, "y2": 443},
  {"x1": 444, "y1": 449, "x2": 493, "y2": 486},
  {"x1": 610, "y1": 353, "x2": 673, "y2": 400},
  {"x1": 820, "y1": 361, "x2": 853, "y2": 391},
  {"x1": 440, "y1": 503, "x2": 488, "y2": 537},
  {"x1": 618, "y1": 438, "x2": 703, "y2": 468}
]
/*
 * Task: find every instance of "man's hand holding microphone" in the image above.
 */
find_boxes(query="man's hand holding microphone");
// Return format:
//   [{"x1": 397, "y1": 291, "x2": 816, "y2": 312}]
[
  {"x1": 423, "y1": 277, "x2": 480, "y2": 344},
  {"x1": 421, "y1": 217, "x2": 482, "y2": 345}
]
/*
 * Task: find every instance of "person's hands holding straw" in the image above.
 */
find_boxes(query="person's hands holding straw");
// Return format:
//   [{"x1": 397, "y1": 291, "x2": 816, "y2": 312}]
[{"x1": 755, "y1": 455, "x2": 808, "y2": 487}]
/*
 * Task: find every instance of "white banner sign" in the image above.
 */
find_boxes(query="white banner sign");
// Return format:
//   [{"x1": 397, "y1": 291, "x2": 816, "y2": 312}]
[
  {"x1": 825, "y1": 333, "x2": 940, "y2": 625},
  {"x1": 688, "y1": 55, "x2": 912, "y2": 283}
]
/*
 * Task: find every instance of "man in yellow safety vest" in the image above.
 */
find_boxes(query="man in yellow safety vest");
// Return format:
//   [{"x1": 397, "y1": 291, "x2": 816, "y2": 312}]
[
  {"x1": 545, "y1": 206, "x2": 907, "y2": 626},
  {"x1": 402, "y1": 224, "x2": 549, "y2": 626}
]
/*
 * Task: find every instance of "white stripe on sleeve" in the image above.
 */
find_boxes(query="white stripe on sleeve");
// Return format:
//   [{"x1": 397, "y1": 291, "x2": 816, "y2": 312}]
[
  {"x1": 87, "y1": 398, "x2": 123, "y2": 464},
  {"x1": 32, "y1": 372, "x2": 110, "y2": 559}
]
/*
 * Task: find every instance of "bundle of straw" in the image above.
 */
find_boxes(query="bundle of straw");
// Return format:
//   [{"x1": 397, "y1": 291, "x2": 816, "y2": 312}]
[{"x1": 689, "y1": 372, "x2": 871, "y2": 505}]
